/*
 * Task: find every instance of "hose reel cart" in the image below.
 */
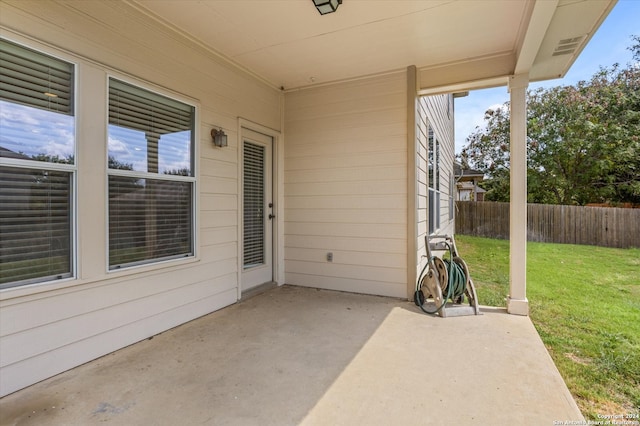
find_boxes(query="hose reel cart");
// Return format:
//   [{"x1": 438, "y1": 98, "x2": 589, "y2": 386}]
[{"x1": 414, "y1": 234, "x2": 481, "y2": 318}]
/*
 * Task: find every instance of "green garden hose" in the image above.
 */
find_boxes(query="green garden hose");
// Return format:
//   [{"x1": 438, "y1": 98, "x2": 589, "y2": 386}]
[{"x1": 443, "y1": 258, "x2": 467, "y2": 300}]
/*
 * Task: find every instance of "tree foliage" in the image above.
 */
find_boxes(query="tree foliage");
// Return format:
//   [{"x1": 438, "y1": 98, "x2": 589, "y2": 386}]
[{"x1": 459, "y1": 36, "x2": 640, "y2": 205}]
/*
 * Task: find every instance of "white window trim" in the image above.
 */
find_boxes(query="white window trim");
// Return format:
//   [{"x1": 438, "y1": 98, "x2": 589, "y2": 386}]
[
  {"x1": 0, "y1": 36, "x2": 204, "y2": 300},
  {"x1": 0, "y1": 36, "x2": 79, "y2": 291},
  {"x1": 104, "y1": 74, "x2": 199, "y2": 274}
]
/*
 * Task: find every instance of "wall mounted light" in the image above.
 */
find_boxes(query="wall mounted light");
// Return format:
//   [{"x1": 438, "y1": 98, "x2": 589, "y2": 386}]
[
  {"x1": 211, "y1": 128, "x2": 228, "y2": 147},
  {"x1": 313, "y1": 0, "x2": 342, "y2": 15}
]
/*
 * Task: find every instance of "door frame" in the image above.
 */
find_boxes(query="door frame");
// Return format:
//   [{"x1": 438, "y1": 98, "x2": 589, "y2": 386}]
[{"x1": 237, "y1": 118, "x2": 283, "y2": 300}]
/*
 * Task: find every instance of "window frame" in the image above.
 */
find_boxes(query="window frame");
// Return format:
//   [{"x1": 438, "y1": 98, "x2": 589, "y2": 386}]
[
  {"x1": 449, "y1": 171, "x2": 455, "y2": 221},
  {"x1": 105, "y1": 75, "x2": 198, "y2": 272},
  {"x1": 0, "y1": 37, "x2": 78, "y2": 290},
  {"x1": 428, "y1": 125, "x2": 442, "y2": 235}
]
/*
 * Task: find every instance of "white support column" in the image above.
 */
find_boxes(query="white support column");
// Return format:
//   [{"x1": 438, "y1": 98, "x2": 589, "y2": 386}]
[
  {"x1": 507, "y1": 74, "x2": 529, "y2": 316},
  {"x1": 406, "y1": 65, "x2": 418, "y2": 300}
]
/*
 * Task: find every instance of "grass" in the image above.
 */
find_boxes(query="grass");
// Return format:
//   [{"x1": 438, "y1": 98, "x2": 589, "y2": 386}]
[{"x1": 455, "y1": 235, "x2": 640, "y2": 420}]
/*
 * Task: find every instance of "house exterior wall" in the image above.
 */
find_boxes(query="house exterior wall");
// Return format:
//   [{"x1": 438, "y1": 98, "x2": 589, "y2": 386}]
[
  {"x1": 283, "y1": 73, "x2": 408, "y2": 298},
  {"x1": 0, "y1": 2, "x2": 458, "y2": 397},
  {"x1": 416, "y1": 94, "x2": 456, "y2": 269},
  {"x1": 0, "y1": 1, "x2": 281, "y2": 397},
  {"x1": 458, "y1": 186, "x2": 474, "y2": 201},
  {"x1": 416, "y1": 98, "x2": 429, "y2": 263},
  {"x1": 416, "y1": 94, "x2": 455, "y2": 231}
]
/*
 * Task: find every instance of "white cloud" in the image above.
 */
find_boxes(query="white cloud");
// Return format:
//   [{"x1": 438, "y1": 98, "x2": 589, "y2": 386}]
[
  {"x1": 454, "y1": 87, "x2": 509, "y2": 153},
  {"x1": 486, "y1": 103, "x2": 506, "y2": 112},
  {"x1": 0, "y1": 101, "x2": 41, "y2": 126},
  {"x1": 42, "y1": 140, "x2": 74, "y2": 158},
  {"x1": 108, "y1": 136, "x2": 131, "y2": 155},
  {"x1": 0, "y1": 101, "x2": 74, "y2": 158},
  {"x1": 159, "y1": 132, "x2": 191, "y2": 173}
]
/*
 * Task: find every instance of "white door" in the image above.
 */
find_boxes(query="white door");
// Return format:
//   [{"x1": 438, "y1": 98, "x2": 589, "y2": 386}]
[{"x1": 241, "y1": 128, "x2": 273, "y2": 292}]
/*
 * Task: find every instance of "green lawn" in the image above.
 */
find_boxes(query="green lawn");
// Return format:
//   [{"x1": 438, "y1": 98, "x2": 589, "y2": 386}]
[{"x1": 455, "y1": 235, "x2": 640, "y2": 420}]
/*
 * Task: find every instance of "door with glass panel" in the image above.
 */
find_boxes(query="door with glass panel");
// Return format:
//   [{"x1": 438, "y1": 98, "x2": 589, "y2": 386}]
[{"x1": 241, "y1": 128, "x2": 273, "y2": 292}]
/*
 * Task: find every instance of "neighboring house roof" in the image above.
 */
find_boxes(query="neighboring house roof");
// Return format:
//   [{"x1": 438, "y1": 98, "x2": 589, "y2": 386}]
[
  {"x1": 454, "y1": 162, "x2": 484, "y2": 181},
  {"x1": 0, "y1": 145, "x2": 31, "y2": 160}
]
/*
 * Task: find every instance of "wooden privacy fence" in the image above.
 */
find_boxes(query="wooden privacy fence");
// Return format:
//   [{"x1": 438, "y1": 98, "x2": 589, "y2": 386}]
[{"x1": 455, "y1": 201, "x2": 640, "y2": 249}]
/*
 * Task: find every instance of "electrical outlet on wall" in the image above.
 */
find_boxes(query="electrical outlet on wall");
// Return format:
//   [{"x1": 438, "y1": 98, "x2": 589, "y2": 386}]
[{"x1": 327, "y1": 252, "x2": 333, "y2": 262}]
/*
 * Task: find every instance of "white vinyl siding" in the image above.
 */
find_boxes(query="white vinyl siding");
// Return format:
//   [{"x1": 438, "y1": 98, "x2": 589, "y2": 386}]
[
  {"x1": 0, "y1": 0, "x2": 280, "y2": 397},
  {"x1": 284, "y1": 72, "x2": 407, "y2": 298},
  {"x1": 416, "y1": 100, "x2": 428, "y2": 266},
  {"x1": 0, "y1": 1, "x2": 460, "y2": 398},
  {"x1": 423, "y1": 94, "x2": 455, "y2": 236},
  {"x1": 416, "y1": 94, "x2": 455, "y2": 264}
]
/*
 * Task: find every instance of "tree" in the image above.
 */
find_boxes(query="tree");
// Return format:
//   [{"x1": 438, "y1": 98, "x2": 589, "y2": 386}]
[
  {"x1": 631, "y1": 35, "x2": 640, "y2": 61},
  {"x1": 28, "y1": 153, "x2": 74, "y2": 164},
  {"x1": 108, "y1": 156, "x2": 134, "y2": 171},
  {"x1": 459, "y1": 106, "x2": 512, "y2": 202},
  {"x1": 164, "y1": 167, "x2": 190, "y2": 176},
  {"x1": 459, "y1": 36, "x2": 640, "y2": 205}
]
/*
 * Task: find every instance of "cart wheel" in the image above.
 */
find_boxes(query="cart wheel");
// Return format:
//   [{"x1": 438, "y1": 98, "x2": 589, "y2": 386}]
[{"x1": 413, "y1": 290, "x2": 425, "y2": 306}]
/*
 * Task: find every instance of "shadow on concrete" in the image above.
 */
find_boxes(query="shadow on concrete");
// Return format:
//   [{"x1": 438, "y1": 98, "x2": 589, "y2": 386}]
[{"x1": 0, "y1": 285, "x2": 583, "y2": 425}]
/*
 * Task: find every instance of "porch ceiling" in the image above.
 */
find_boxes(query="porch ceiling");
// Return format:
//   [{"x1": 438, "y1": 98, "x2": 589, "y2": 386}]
[{"x1": 132, "y1": 0, "x2": 615, "y2": 92}]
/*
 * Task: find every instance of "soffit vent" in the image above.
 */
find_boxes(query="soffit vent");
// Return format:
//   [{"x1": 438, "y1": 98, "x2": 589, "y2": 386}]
[{"x1": 552, "y1": 36, "x2": 585, "y2": 56}]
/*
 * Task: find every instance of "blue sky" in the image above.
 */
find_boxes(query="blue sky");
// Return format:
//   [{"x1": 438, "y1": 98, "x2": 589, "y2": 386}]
[
  {"x1": 0, "y1": 100, "x2": 75, "y2": 160},
  {"x1": 108, "y1": 126, "x2": 192, "y2": 174},
  {"x1": 0, "y1": 102, "x2": 191, "y2": 173},
  {"x1": 454, "y1": 0, "x2": 640, "y2": 153}
]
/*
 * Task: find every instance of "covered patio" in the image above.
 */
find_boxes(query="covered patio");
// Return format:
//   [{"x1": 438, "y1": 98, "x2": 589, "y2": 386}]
[
  {"x1": 0, "y1": 0, "x2": 617, "y2": 410},
  {"x1": 0, "y1": 286, "x2": 582, "y2": 425}
]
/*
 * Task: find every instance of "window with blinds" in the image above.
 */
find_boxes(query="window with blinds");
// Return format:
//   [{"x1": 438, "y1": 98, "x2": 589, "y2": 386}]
[
  {"x1": 428, "y1": 126, "x2": 436, "y2": 190},
  {"x1": 107, "y1": 78, "x2": 195, "y2": 269},
  {"x1": 449, "y1": 172, "x2": 455, "y2": 221},
  {"x1": 427, "y1": 124, "x2": 442, "y2": 234},
  {"x1": 0, "y1": 39, "x2": 75, "y2": 289}
]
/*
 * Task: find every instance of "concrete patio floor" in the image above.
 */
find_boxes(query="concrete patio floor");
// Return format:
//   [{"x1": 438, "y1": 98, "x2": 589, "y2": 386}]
[{"x1": 0, "y1": 285, "x2": 583, "y2": 425}]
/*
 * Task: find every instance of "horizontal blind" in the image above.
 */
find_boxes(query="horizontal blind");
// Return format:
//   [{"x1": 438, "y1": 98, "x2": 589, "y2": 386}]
[
  {"x1": 107, "y1": 78, "x2": 194, "y2": 269},
  {"x1": 108, "y1": 176, "x2": 192, "y2": 268},
  {"x1": 243, "y1": 142, "x2": 265, "y2": 267},
  {"x1": 0, "y1": 38, "x2": 73, "y2": 115},
  {"x1": 109, "y1": 78, "x2": 192, "y2": 136},
  {"x1": 0, "y1": 167, "x2": 72, "y2": 288}
]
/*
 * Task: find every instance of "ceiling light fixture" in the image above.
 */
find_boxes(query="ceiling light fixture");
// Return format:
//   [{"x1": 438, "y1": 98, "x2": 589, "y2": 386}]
[{"x1": 313, "y1": 0, "x2": 342, "y2": 15}]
